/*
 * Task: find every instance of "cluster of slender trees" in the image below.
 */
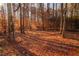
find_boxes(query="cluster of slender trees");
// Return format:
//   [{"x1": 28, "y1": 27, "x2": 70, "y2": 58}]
[{"x1": 0, "y1": 3, "x2": 79, "y2": 40}]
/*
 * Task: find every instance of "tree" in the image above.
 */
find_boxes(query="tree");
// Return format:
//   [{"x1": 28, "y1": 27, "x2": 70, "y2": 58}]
[
  {"x1": 47, "y1": 3, "x2": 51, "y2": 30},
  {"x1": 39, "y1": 3, "x2": 45, "y2": 30},
  {"x1": 22, "y1": 3, "x2": 26, "y2": 33},
  {"x1": 28, "y1": 3, "x2": 32, "y2": 30},
  {"x1": 19, "y1": 3, "x2": 23, "y2": 33},
  {"x1": 62, "y1": 3, "x2": 67, "y2": 37},
  {"x1": 19, "y1": 3, "x2": 25, "y2": 33},
  {"x1": 56, "y1": 3, "x2": 57, "y2": 19},
  {"x1": 7, "y1": 3, "x2": 15, "y2": 40},
  {"x1": 52, "y1": 3, "x2": 54, "y2": 17},
  {"x1": 60, "y1": 3, "x2": 64, "y2": 34}
]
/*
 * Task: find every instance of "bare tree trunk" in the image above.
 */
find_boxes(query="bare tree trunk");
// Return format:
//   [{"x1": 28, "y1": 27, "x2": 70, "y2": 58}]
[
  {"x1": 39, "y1": 3, "x2": 45, "y2": 30},
  {"x1": 56, "y1": 3, "x2": 57, "y2": 19},
  {"x1": 29, "y1": 3, "x2": 32, "y2": 30},
  {"x1": 19, "y1": 3, "x2": 23, "y2": 33},
  {"x1": 7, "y1": 3, "x2": 15, "y2": 40},
  {"x1": 62, "y1": 3, "x2": 67, "y2": 37},
  {"x1": 55, "y1": 3, "x2": 58, "y2": 30},
  {"x1": 25, "y1": 3, "x2": 29, "y2": 30},
  {"x1": 19, "y1": 3, "x2": 25, "y2": 33},
  {"x1": 35, "y1": 4, "x2": 38, "y2": 22},
  {"x1": 22, "y1": 3, "x2": 25, "y2": 33},
  {"x1": 70, "y1": 4, "x2": 74, "y2": 30},
  {"x1": 53, "y1": 3, "x2": 54, "y2": 17},
  {"x1": 47, "y1": 3, "x2": 51, "y2": 30},
  {"x1": 12, "y1": 3, "x2": 15, "y2": 40},
  {"x1": 51, "y1": 3, "x2": 55, "y2": 30},
  {"x1": 37, "y1": 4, "x2": 41, "y2": 29},
  {"x1": 60, "y1": 3, "x2": 63, "y2": 34}
]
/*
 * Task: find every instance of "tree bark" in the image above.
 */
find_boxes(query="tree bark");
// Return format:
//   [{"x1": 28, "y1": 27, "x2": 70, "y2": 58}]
[
  {"x1": 60, "y1": 3, "x2": 63, "y2": 34},
  {"x1": 7, "y1": 3, "x2": 15, "y2": 40},
  {"x1": 62, "y1": 3, "x2": 67, "y2": 37}
]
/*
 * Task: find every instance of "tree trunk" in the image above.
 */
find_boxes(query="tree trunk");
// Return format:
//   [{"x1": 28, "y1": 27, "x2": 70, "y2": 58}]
[
  {"x1": 47, "y1": 3, "x2": 51, "y2": 30},
  {"x1": 22, "y1": 3, "x2": 25, "y2": 33},
  {"x1": 19, "y1": 3, "x2": 23, "y2": 33},
  {"x1": 7, "y1": 3, "x2": 15, "y2": 40},
  {"x1": 60, "y1": 3, "x2": 63, "y2": 34},
  {"x1": 53, "y1": 3, "x2": 54, "y2": 17},
  {"x1": 62, "y1": 3, "x2": 67, "y2": 37},
  {"x1": 39, "y1": 3, "x2": 45, "y2": 30}
]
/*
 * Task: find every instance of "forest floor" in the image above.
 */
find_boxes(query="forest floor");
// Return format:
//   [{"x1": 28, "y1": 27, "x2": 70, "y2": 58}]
[{"x1": 0, "y1": 31, "x2": 79, "y2": 56}]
